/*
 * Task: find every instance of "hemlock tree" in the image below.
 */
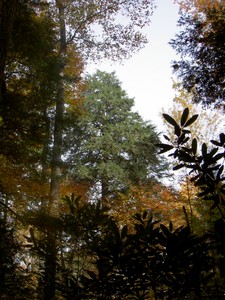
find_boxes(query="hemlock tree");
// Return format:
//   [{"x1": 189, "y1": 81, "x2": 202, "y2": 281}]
[
  {"x1": 47, "y1": 1, "x2": 156, "y2": 296},
  {"x1": 67, "y1": 71, "x2": 166, "y2": 202},
  {"x1": 49, "y1": 0, "x2": 156, "y2": 213}
]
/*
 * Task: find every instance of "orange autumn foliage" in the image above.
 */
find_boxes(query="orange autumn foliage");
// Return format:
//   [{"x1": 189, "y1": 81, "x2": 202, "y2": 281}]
[
  {"x1": 0, "y1": 156, "x2": 49, "y2": 203},
  {"x1": 59, "y1": 178, "x2": 91, "y2": 213},
  {"x1": 64, "y1": 45, "x2": 87, "y2": 114},
  {"x1": 109, "y1": 182, "x2": 187, "y2": 230},
  {"x1": 0, "y1": 158, "x2": 50, "y2": 233},
  {"x1": 175, "y1": 0, "x2": 225, "y2": 13}
]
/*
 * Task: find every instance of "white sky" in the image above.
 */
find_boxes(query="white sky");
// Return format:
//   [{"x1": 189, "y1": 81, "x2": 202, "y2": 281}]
[{"x1": 87, "y1": 0, "x2": 180, "y2": 130}]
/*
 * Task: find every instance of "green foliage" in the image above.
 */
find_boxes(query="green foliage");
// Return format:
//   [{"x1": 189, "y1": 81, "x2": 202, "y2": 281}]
[
  {"x1": 1, "y1": 1, "x2": 58, "y2": 165},
  {"x1": 68, "y1": 70, "x2": 166, "y2": 200},
  {"x1": 58, "y1": 0, "x2": 156, "y2": 61}
]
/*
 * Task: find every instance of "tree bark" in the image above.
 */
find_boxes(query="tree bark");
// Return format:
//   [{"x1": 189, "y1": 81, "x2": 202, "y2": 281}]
[
  {"x1": 50, "y1": 0, "x2": 67, "y2": 215},
  {"x1": 44, "y1": 1, "x2": 67, "y2": 299}
]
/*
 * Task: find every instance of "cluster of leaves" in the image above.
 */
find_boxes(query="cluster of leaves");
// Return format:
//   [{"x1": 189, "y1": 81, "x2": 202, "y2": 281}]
[
  {"x1": 109, "y1": 182, "x2": 186, "y2": 230},
  {"x1": 158, "y1": 107, "x2": 225, "y2": 213},
  {"x1": 51, "y1": 196, "x2": 225, "y2": 299},
  {"x1": 2, "y1": 189, "x2": 225, "y2": 299}
]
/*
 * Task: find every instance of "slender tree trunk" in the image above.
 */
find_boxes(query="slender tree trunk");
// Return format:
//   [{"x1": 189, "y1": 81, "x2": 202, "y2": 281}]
[
  {"x1": 50, "y1": 0, "x2": 66, "y2": 213},
  {"x1": 44, "y1": 1, "x2": 67, "y2": 299}
]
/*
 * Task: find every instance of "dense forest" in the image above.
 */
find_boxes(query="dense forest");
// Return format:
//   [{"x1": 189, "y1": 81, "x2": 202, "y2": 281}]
[{"x1": 1, "y1": 0, "x2": 225, "y2": 299}]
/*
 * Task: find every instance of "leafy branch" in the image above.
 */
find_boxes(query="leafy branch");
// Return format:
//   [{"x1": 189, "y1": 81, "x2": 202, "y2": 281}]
[{"x1": 158, "y1": 107, "x2": 225, "y2": 212}]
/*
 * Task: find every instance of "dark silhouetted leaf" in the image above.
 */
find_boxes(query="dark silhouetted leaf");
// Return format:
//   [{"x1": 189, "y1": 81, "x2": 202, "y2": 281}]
[
  {"x1": 190, "y1": 174, "x2": 201, "y2": 182},
  {"x1": 163, "y1": 113, "x2": 178, "y2": 127},
  {"x1": 121, "y1": 225, "x2": 128, "y2": 239},
  {"x1": 216, "y1": 166, "x2": 224, "y2": 181},
  {"x1": 184, "y1": 114, "x2": 198, "y2": 127},
  {"x1": 213, "y1": 153, "x2": 223, "y2": 163},
  {"x1": 160, "y1": 224, "x2": 171, "y2": 238},
  {"x1": 180, "y1": 107, "x2": 189, "y2": 126},
  {"x1": 202, "y1": 143, "x2": 207, "y2": 157},
  {"x1": 211, "y1": 195, "x2": 220, "y2": 209},
  {"x1": 157, "y1": 143, "x2": 174, "y2": 154},
  {"x1": 143, "y1": 210, "x2": 148, "y2": 219},
  {"x1": 192, "y1": 138, "x2": 197, "y2": 155},
  {"x1": 163, "y1": 134, "x2": 171, "y2": 141},
  {"x1": 173, "y1": 164, "x2": 186, "y2": 170},
  {"x1": 220, "y1": 133, "x2": 225, "y2": 144},
  {"x1": 169, "y1": 221, "x2": 173, "y2": 232},
  {"x1": 179, "y1": 150, "x2": 193, "y2": 162},
  {"x1": 174, "y1": 124, "x2": 181, "y2": 136},
  {"x1": 178, "y1": 133, "x2": 186, "y2": 144},
  {"x1": 211, "y1": 139, "x2": 221, "y2": 147}
]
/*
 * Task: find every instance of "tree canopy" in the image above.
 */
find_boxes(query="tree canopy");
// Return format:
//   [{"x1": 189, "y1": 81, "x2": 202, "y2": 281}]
[
  {"x1": 1, "y1": 0, "x2": 225, "y2": 299},
  {"x1": 0, "y1": 1, "x2": 159, "y2": 298},
  {"x1": 170, "y1": 2, "x2": 225, "y2": 107},
  {"x1": 67, "y1": 70, "x2": 166, "y2": 201}
]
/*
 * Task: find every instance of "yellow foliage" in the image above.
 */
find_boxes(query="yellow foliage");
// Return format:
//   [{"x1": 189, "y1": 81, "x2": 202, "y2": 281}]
[
  {"x1": 64, "y1": 45, "x2": 87, "y2": 115},
  {"x1": 161, "y1": 81, "x2": 224, "y2": 150}
]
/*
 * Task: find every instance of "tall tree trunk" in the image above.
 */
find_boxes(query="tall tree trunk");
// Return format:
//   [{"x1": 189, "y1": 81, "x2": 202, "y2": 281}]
[
  {"x1": 44, "y1": 1, "x2": 67, "y2": 299},
  {"x1": 50, "y1": 0, "x2": 66, "y2": 214}
]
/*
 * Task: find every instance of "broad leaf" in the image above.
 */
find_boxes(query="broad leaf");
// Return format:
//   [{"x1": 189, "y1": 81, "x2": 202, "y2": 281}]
[
  {"x1": 173, "y1": 164, "x2": 186, "y2": 170},
  {"x1": 174, "y1": 124, "x2": 181, "y2": 137},
  {"x1": 163, "y1": 134, "x2": 171, "y2": 141},
  {"x1": 180, "y1": 107, "x2": 189, "y2": 126},
  {"x1": 160, "y1": 224, "x2": 171, "y2": 238},
  {"x1": 121, "y1": 225, "x2": 128, "y2": 239},
  {"x1": 192, "y1": 138, "x2": 197, "y2": 155},
  {"x1": 201, "y1": 143, "x2": 207, "y2": 157},
  {"x1": 211, "y1": 139, "x2": 221, "y2": 147},
  {"x1": 157, "y1": 143, "x2": 174, "y2": 154},
  {"x1": 184, "y1": 114, "x2": 198, "y2": 127},
  {"x1": 163, "y1": 113, "x2": 178, "y2": 127},
  {"x1": 220, "y1": 133, "x2": 225, "y2": 144}
]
